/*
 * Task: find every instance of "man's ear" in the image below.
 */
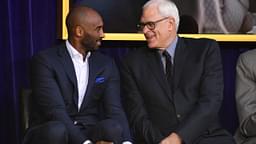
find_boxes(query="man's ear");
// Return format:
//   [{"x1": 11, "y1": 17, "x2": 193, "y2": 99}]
[
  {"x1": 168, "y1": 17, "x2": 176, "y2": 32},
  {"x1": 75, "y1": 26, "x2": 84, "y2": 37}
]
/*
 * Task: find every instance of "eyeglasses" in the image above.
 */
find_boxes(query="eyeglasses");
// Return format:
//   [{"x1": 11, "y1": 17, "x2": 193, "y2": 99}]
[{"x1": 137, "y1": 17, "x2": 169, "y2": 31}]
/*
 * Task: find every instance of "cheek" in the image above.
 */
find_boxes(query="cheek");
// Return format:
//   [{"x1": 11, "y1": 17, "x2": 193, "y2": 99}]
[
  {"x1": 158, "y1": 29, "x2": 170, "y2": 40},
  {"x1": 92, "y1": 33, "x2": 100, "y2": 40},
  {"x1": 147, "y1": 38, "x2": 159, "y2": 49}
]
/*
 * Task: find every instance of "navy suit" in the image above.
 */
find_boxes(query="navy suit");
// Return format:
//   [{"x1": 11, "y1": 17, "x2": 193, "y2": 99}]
[
  {"x1": 120, "y1": 37, "x2": 234, "y2": 144},
  {"x1": 25, "y1": 44, "x2": 131, "y2": 144}
]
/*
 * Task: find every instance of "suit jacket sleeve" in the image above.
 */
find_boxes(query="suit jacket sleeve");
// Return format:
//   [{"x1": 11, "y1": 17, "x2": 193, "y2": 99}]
[
  {"x1": 236, "y1": 50, "x2": 256, "y2": 137},
  {"x1": 120, "y1": 59, "x2": 165, "y2": 144},
  {"x1": 102, "y1": 59, "x2": 132, "y2": 142},
  {"x1": 175, "y1": 40, "x2": 224, "y2": 143},
  {"x1": 31, "y1": 53, "x2": 86, "y2": 144}
]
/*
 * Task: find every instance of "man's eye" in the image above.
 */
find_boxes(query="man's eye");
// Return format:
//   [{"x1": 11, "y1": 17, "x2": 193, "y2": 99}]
[
  {"x1": 96, "y1": 27, "x2": 102, "y2": 32},
  {"x1": 147, "y1": 22, "x2": 155, "y2": 28}
]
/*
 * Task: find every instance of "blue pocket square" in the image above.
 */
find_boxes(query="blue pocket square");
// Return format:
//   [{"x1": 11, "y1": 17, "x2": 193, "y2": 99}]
[{"x1": 95, "y1": 77, "x2": 105, "y2": 84}]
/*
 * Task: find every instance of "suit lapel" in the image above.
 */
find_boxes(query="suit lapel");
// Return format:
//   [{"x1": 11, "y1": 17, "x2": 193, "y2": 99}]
[
  {"x1": 146, "y1": 49, "x2": 173, "y2": 101},
  {"x1": 173, "y1": 37, "x2": 189, "y2": 91},
  {"x1": 58, "y1": 45, "x2": 78, "y2": 106},
  {"x1": 80, "y1": 52, "x2": 104, "y2": 110}
]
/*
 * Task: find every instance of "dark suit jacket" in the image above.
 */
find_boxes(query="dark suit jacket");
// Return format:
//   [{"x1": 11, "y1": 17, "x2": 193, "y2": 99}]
[
  {"x1": 121, "y1": 37, "x2": 226, "y2": 144},
  {"x1": 30, "y1": 44, "x2": 131, "y2": 144}
]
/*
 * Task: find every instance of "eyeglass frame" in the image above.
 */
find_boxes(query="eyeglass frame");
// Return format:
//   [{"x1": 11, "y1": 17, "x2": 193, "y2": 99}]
[{"x1": 137, "y1": 17, "x2": 169, "y2": 31}]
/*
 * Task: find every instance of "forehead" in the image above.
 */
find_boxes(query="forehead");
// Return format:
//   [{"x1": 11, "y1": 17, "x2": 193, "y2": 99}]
[{"x1": 86, "y1": 11, "x2": 103, "y2": 26}]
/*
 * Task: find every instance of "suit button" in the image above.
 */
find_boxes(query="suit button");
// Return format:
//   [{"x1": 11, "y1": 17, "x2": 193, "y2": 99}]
[
  {"x1": 177, "y1": 114, "x2": 181, "y2": 118},
  {"x1": 74, "y1": 121, "x2": 78, "y2": 125}
]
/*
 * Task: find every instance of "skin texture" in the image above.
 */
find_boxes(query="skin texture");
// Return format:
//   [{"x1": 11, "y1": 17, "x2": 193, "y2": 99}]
[
  {"x1": 140, "y1": 4, "x2": 176, "y2": 50},
  {"x1": 66, "y1": 6, "x2": 105, "y2": 57}
]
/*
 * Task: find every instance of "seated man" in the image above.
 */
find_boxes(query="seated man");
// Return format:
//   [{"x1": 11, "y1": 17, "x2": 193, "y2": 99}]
[
  {"x1": 23, "y1": 5, "x2": 132, "y2": 144},
  {"x1": 235, "y1": 49, "x2": 256, "y2": 144},
  {"x1": 120, "y1": 0, "x2": 235, "y2": 143}
]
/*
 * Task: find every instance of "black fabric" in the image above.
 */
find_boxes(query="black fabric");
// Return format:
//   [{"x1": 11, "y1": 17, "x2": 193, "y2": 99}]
[
  {"x1": 121, "y1": 37, "x2": 235, "y2": 144},
  {"x1": 23, "y1": 120, "x2": 123, "y2": 144},
  {"x1": 23, "y1": 121, "x2": 68, "y2": 144},
  {"x1": 163, "y1": 51, "x2": 173, "y2": 91},
  {"x1": 88, "y1": 119, "x2": 123, "y2": 143}
]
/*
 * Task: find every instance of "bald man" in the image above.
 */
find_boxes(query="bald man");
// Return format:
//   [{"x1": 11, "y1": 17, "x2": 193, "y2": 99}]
[{"x1": 23, "y1": 6, "x2": 132, "y2": 144}]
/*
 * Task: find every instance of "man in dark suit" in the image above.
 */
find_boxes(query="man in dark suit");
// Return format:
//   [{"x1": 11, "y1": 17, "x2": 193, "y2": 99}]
[
  {"x1": 120, "y1": 0, "x2": 235, "y2": 144},
  {"x1": 23, "y1": 6, "x2": 132, "y2": 144}
]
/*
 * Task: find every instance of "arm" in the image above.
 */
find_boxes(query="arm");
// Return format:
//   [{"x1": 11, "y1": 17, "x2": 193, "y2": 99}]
[
  {"x1": 175, "y1": 40, "x2": 224, "y2": 143},
  {"x1": 102, "y1": 59, "x2": 132, "y2": 142},
  {"x1": 31, "y1": 54, "x2": 86, "y2": 144},
  {"x1": 120, "y1": 59, "x2": 165, "y2": 144},
  {"x1": 236, "y1": 52, "x2": 256, "y2": 137}
]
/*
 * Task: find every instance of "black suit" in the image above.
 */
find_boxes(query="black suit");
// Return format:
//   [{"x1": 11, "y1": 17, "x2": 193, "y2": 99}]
[
  {"x1": 120, "y1": 37, "x2": 234, "y2": 144},
  {"x1": 24, "y1": 44, "x2": 131, "y2": 144}
]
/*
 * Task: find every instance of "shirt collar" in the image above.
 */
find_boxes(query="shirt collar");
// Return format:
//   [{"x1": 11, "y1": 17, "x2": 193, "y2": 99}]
[
  {"x1": 65, "y1": 40, "x2": 91, "y2": 61},
  {"x1": 165, "y1": 36, "x2": 178, "y2": 59}
]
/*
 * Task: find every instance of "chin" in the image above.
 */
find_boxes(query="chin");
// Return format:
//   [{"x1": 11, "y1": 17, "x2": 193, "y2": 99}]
[{"x1": 147, "y1": 43, "x2": 158, "y2": 49}]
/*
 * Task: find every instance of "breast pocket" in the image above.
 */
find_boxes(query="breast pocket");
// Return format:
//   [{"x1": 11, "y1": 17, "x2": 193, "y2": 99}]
[{"x1": 92, "y1": 83, "x2": 106, "y2": 100}]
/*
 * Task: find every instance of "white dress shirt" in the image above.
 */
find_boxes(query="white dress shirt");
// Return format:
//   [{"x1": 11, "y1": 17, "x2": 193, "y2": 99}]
[{"x1": 66, "y1": 40, "x2": 90, "y2": 110}]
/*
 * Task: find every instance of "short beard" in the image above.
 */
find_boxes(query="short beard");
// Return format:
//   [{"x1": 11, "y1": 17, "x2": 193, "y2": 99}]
[{"x1": 82, "y1": 32, "x2": 98, "y2": 52}]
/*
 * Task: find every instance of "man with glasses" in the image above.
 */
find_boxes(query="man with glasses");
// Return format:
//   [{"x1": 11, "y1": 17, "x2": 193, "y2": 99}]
[{"x1": 120, "y1": 0, "x2": 235, "y2": 144}]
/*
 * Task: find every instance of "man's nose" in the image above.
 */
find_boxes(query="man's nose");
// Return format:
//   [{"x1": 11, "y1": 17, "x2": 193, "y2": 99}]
[
  {"x1": 142, "y1": 25, "x2": 151, "y2": 34},
  {"x1": 100, "y1": 29, "x2": 105, "y2": 38}
]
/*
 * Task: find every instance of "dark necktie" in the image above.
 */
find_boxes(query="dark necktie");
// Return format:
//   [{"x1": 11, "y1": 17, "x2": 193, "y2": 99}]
[
  {"x1": 163, "y1": 51, "x2": 173, "y2": 89},
  {"x1": 163, "y1": 51, "x2": 172, "y2": 79}
]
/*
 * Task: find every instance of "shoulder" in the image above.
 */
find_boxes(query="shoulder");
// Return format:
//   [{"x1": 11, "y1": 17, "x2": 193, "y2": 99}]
[
  {"x1": 237, "y1": 49, "x2": 256, "y2": 67},
  {"x1": 178, "y1": 37, "x2": 220, "y2": 57},
  {"x1": 90, "y1": 51, "x2": 120, "y2": 72},
  {"x1": 122, "y1": 48, "x2": 151, "y2": 62},
  {"x1": 91, "y1": 51, "x2": 115, "y2": 64},
  {"x1": 32, "y1": 44, "x2": 65, "y2": 59},
  {"x1": 181, "y1": 37, "x2": 218, "y2": 47},
  {"x1": 239, "y1": 49, "x2": 256, "y2": 61}
]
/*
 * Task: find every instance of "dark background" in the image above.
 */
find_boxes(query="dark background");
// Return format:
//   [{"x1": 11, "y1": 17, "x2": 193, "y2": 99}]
[
  {"x1": 0, "y1": 0, "x2": 256, "y2": 144},
  {"x1": 74, "y1": 0, "x2": 147, "y2": 32}
]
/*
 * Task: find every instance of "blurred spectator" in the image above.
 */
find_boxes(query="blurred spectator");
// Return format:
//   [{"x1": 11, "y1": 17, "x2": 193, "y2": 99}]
[
  {"x1": 197, "y1": 0, "x2": 255, "y2": 33},
  {"x1": 235, "y1": 49, "x2": 256, "y2": 144}
]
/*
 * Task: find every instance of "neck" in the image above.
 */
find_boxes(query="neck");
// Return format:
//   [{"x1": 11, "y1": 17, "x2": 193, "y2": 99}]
[{"x1": 68, "y1": 39, "x2": 87, "y2": 57}]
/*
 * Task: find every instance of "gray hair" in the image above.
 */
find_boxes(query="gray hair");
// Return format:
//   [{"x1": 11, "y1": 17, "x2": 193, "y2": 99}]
[{"x1": 143, "y1": 0, "x2": 180, "y2": 30}]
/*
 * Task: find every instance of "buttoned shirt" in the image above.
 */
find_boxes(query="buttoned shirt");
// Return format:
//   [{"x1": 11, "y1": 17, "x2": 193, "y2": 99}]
[{"x1": 66, "y1": 40, "x2": 91, "y2": 110}]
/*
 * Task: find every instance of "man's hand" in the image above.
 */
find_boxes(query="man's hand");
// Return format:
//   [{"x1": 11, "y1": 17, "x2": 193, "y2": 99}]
[
  {"x1": 96, "y1": 141, "x2": 114, "y2": 144},
  {"x1": 160, "y1": 132, "x2": 182, "y2": 144}
]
